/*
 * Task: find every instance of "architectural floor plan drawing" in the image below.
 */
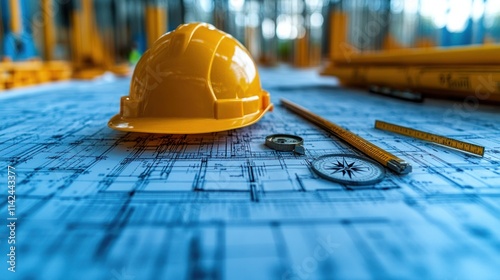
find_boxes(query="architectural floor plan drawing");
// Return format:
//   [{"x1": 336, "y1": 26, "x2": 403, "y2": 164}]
[{"x1": 1, "y1": 67, "x2": 500, "y2": 280}]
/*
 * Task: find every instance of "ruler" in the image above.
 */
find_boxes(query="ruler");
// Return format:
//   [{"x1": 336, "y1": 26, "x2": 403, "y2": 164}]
[
  {"x1": 375, "y1": 120, "x2": 485, "y2": 157},
  {"x1": 281, "y1": 99, "x2": 412, "y2": 175}
]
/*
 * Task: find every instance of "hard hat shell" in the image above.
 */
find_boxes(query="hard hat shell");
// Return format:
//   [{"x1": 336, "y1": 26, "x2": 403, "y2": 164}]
[{"x1": 108, "y1": 22, "x2": 273, "y2": 134}]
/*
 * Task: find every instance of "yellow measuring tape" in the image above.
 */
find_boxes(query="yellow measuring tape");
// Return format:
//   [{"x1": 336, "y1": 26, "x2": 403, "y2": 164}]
[
  {"x1": 375, "y1": 120, "x2": 485, "y2": 157},
  {"x1": 281, "y1": 99, "x2": 412, "y2": 174}
]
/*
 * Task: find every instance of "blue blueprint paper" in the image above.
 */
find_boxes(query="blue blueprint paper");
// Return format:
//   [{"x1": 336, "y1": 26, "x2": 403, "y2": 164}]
[{"x1": 1, "y1": 67, "x2": 500, "y2": 280}]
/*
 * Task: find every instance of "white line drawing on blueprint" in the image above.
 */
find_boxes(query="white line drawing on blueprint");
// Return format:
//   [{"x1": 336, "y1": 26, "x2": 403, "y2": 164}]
[{"x1": 0, "y1": 67, "x2": 499, "y2": 280}]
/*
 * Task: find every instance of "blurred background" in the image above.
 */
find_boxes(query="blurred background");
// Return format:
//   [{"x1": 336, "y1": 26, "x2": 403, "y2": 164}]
[{"x1": 1, "y1": 0, "x2": 499, "y2": 89}]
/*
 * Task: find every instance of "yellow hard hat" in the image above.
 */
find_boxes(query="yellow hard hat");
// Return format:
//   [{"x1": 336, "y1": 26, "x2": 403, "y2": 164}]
[{"x1": 108, "y1": 22, "x2": 273, "y2": 134}]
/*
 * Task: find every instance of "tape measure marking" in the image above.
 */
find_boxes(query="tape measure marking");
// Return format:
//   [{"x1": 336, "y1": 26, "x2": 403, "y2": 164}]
[{"x1": 375, "y1": 120, "x2": 485, "y2": 157}]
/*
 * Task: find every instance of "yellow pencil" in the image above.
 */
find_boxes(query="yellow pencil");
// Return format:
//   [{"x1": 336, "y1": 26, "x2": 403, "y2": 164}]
[{"x1": 281, "y1": 99, "x2": 412, "y2": 175}]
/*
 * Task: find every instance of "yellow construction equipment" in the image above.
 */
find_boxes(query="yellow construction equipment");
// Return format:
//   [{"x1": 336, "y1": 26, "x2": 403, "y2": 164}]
[{"x1": 109, "y1": 23, "x2": 273, "y2": 134}]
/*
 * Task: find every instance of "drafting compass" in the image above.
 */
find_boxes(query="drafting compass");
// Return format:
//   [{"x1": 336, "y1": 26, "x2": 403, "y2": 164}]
[
  {"x1": 311, "y1": 154, "x2": 385, "y2": 185},
  {"x1": 265, "y1": 134, "x2": 305, "y2": 155}
]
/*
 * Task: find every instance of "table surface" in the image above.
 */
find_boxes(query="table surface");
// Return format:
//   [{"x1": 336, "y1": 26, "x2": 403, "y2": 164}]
[{"x1": 1, "y1": 67, "x2": 500, "y2": 280}]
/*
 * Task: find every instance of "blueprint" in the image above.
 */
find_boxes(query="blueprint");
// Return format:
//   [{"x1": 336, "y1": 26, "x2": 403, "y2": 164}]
[{"x1": 1, "y1": 67, "x2": 500, "y2": 280}]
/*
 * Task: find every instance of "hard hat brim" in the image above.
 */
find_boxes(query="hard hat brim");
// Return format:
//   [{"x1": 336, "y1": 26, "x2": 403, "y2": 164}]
[{"x1": 108, "y1": 103, "x2": 273, "y2": 134}]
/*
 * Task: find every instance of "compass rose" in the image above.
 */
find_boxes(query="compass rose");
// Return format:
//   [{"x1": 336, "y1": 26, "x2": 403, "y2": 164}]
[
  {"x1": 311, "y1": 154, "x2": 385, "y2": 185},
  {"x1": 325, "y1": 158, "x2": 366, "y2": 178}
]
